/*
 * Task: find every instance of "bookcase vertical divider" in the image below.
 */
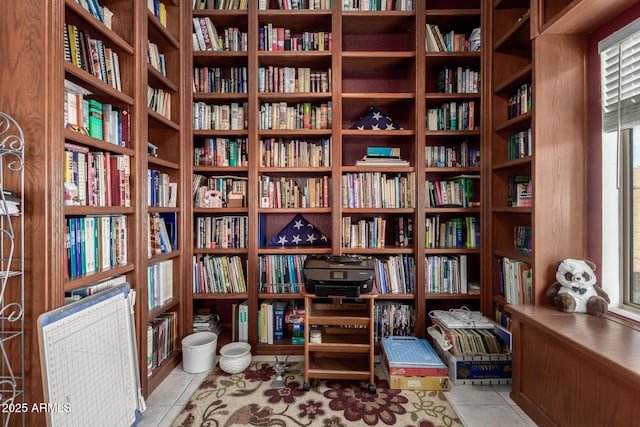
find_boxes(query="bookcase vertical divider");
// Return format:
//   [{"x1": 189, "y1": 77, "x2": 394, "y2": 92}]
[
  {"x1": 332, "y1": 4, "x2": 343, "y2": 256},
  {"x1": 414, "y1": 3, "x2": 427, "y2": 339},
  {"x1": 247, "y1": 2, "x2": 260, "y2": 351}
]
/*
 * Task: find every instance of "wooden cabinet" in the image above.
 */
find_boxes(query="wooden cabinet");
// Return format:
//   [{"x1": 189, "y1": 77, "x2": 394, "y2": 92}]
[{"x1": 302, "y1": 290, "x2": 377, "y2": 393}]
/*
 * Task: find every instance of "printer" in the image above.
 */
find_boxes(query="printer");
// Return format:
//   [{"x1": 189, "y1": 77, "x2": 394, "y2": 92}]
[{"x1": 303, "y1": 255, "x2": 375, "y2": 297}]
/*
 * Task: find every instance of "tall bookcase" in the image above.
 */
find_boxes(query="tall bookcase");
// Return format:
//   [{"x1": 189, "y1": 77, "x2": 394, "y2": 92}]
[
  {"x1": 488, "y1": 0, "x2": 533, "y2": 322},
  {"x1": 0, "y1": 1, "x2": 186, "y2": 417},
  {"x1": 187, "y1": 1, "x2": 486, "y2": 354},
  {"x1": 143, "y1": 0, "x2": 186, "y2": 395}
]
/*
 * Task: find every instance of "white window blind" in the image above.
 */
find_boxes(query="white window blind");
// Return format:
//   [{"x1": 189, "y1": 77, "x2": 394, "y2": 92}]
[{"x1": 600, "y1": 22, "x2": 640, "y2": 133}]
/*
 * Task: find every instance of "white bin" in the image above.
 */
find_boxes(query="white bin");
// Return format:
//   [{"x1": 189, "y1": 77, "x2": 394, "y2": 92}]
[{"x1": 181, "y1": 332, "x2": 218, "y2": 373}]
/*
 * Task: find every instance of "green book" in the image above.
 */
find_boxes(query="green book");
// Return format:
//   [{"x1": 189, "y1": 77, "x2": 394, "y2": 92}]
[{"x1": 88, "y1": 99, "x2": 103, "y2": 140}]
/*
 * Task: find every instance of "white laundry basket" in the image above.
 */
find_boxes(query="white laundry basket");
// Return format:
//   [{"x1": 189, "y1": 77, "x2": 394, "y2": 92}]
[{"x1": 181, "y1": 332, "x2": 218, "y2": 373}]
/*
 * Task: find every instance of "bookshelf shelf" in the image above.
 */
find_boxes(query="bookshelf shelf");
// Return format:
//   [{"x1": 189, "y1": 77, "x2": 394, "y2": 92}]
[
  {"x1": 492, "y1": 156, "x2": 532, "y2": 171},
  {"x1": 63, "y1": 264, "x2": 135, "y2": 292},
  {"x1": 426, "y1": 293, "x2": 481, "y2": 300},
  {"x1": 64, "y1": 64, "x2": 135, "y2": 103},
  {"x1": 193, "y1": 292, "x2": 249, "y2": 300},
  {"x1": 494, "y1": 64, "x2": 533, "y2": 94},
  {"x1": 147, "y1": 11, "x2": 179, "y2": 48},
  {"x1": 494, "y1": 111, "x2": 532, "y2": 132},
  {"x1": 63, "y1": 130, "x2": 135, "y2": 154}
]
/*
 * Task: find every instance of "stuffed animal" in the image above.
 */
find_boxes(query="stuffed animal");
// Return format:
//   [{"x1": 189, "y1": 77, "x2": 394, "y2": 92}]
[{"x1": 546, "y1": 259, "x2": 610, "y2": 316}]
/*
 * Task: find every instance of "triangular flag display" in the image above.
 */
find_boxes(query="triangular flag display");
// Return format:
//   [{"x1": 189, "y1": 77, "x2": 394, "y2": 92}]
[
  {"x1": 350, "y1": 106, "x2": 403, "y2": 130},
  {"x1": 267, "y1": 214, "x2": 330, "y2": 247}
]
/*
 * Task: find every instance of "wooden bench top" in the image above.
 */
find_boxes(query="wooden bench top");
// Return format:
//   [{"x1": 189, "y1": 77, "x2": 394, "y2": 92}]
[{"x1": 508, "y1": 304, "x2": 640, "y2": 383}]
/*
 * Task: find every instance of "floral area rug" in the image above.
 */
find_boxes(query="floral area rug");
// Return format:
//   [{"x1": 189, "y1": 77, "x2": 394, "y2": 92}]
[{"x1": 171, "y1": 361, "x2": 463, "y2": 427}]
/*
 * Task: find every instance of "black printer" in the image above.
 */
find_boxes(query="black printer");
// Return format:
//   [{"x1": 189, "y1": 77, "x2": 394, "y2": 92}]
[{"x1": 303, "y1": 255, "x2": 375, "y2": 297}]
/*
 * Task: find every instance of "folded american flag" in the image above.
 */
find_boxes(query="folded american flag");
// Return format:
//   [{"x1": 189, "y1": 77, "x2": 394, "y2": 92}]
[
  {"x1": 350, "y1": 106, "x2": 403, "y2": 130},
  {"x1": 267, "y1": 214, "x2": 330, "y2": 247}
]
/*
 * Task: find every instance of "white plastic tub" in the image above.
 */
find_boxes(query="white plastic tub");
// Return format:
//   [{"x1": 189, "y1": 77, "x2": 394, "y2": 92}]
[{"x1": 181, "y1": 332, "x2": 218, "y2": 373}]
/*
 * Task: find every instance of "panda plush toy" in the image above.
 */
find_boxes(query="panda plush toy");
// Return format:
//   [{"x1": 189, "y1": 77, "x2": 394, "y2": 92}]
[{"x1": 546, "y1": 259, "x2": 610, "y2": 316}]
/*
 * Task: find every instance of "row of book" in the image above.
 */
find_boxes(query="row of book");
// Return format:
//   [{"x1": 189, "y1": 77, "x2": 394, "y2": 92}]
[
  {"x1": 374, "y1": 302, "x2": 415, "y2": 341},
  {"x1": 341, "y1": 216, "x2": 413, "y2": 249},
  {"x1": 193, "y1": 102, "x2": 248, "y2": 131},
  {"x1": 426, "y1": 24, "x2": 480, "y2": 53},
  {"x1": 259, "y1": 176, "x2": 330, "y2": 208},
  {"x1": 65, "y1": 215, "x2": 128, "y2": 280},
  {"x1": 514, "y1": 225, "x2": 532, "y2": 253},
  {"x1": 192, "y1": 174, "x2": 248, "y2": 203},
  {"x1": 425, "y1": 215, "x2": 479, "y2": 249},
  {"x1": 192, "y1": 17, "x2": 248, "y2": 52},
  {"x1": 425, "y1": 176, "x2": 478, "y2": 209},
  {"x1": 373, "y1": 255, "x2": 415, "y2": 295},
  {"x1": 0, "y1": 190, "x2": 20, "y2": 216},
  {"x1": 425, "y1": 254, "x2": 469, "y2": 295},
  {"x1": 193, "y1": 66, "x2": 248, "y2": 94},
  {"x1": 148, "y1": 0, "x2": 168, "y2": 28},
  {"x1": 507, "y1": 175, "x2": 532, "y2": 207},
  {"x1": 64, "y1": 23, "x2": 122, "y2": 92},
  {"x1": 426, "y1": 101, "x2": 477, "y2": 131},
  {"x1": 147, "y1": 312, "x2": 177, "y2": 377},
  {"x1": 499, "y1": 257, "x2": 533, "y2": 305},
  {"x1": 194, "y1": 137, "x2": 248, "y2": 167},
  {"x1": 425, "y1": 141, "x2": 480, "y2": 168},
  {"x1": 258, "y1": 67, "x2": 331, "y2": 94},
  {"x1": 258, "y1": 254, "x2": 307, "y2": 292},
  {"x1": 64, "y1": 80, "x2": 131, "y2": 148},
  {"x1": 259, "y1": 137, "x2": 331, "y2": 168},
  {"x1": 342, "y1": 0, "x2": 414, "y2": 11},
  {"x1": 74, "y1": 0, "x2": 113, "y2": 27},
  {"x1": 436, "y1": 67, "x2": 480, "y2": 94},
  {"x1": 259, "y1": 26, "x2": 331, "y2": 52},
  {"x1": 508, "y1": 83, "x2": 533, "y2": 120},
  {"x1": 148, "y1": 169, "x2": 177, "y2": 208},
  {"x1": 258, "y1": 300, "x2": 290, "y2": 344},
  {"x1": 258, "y1": 101, "x2": 332, "y2": 130},
  {"x1": 263, "y1": 0, "x2": 331, "y2": 9},
  {"x1": 64, "y1": 143, "x2": 131, "y2": 207},
  {"x1": 147, "y1": 41, "x2": 166, "y2": 77},
  {"x1": 195, "y1": 0, "x2": 248, "y2": 10},
  {"x1": 65, "y1": 275, "x2": 127, "y2": 304},
  {"x1": 193, "y1": 254, "x2": 247, "y2": 294},
  {"x1": 508, "y1": 128, "x2": 533, "y2": 160},
  {"x1": 148, "y1": 87, "x2": 171, "y2": 120},
  {"x1": 194, "y1": 215, "x2": 248, "y2": 249},
  {"x1": 148, "y1": 259, "x2": 173, "y2": 310},
  {"x1": 193, "y1": 311, "x2": 222, "y2": 335},
  {"x1": 148, "y1": 212, "x2": 177, "y2": 257},
  {"x1": 341, "y1": 172, "x2": 415, "y2": 209}
]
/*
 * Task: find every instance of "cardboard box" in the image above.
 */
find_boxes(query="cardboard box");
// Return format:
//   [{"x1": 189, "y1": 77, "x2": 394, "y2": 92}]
[
  {"x1": 380, "y1": 360, "x2": 450, "y2": 391},
  {"x1": 434, "y1": 339, "x2": 512, "y2": 385}
]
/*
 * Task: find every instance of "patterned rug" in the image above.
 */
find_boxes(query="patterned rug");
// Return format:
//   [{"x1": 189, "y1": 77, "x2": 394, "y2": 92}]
[{"x1": 171, "y1": 361, "x2": 463, "y2": 427}]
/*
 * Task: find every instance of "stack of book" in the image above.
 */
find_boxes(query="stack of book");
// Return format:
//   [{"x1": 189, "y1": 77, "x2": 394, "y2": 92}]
[
  {"x1": 356, "y1": 147, "x2": 409, "y2": 167},
  {"x1": 380, "y1": 336, "x2": 449, "y2": 391},
  {"x1": 193, "y1": 311, "x2": 222, "y2": 335}
]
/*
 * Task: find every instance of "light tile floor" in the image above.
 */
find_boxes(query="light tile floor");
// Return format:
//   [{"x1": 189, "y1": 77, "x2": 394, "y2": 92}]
[{"x1": 139, "y1": 357, "x2": 538, "y2": 427}]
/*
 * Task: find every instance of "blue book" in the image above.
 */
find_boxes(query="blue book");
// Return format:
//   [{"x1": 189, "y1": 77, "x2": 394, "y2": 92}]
[
  {"x1": 366, "y1": 147, "x2": 400, "y2": 157},
  {"x1": 273, "y1": 300, "x2": 288, "y2": 341}
]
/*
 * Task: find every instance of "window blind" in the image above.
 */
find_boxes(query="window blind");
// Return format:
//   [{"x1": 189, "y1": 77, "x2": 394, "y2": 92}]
[{"x1": 600, "y1": 21, "x2": 640, "y2": 133}]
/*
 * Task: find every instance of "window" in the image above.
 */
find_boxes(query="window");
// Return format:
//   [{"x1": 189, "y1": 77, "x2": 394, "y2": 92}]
[{"x1": 599, "y1": 19, "x2": 640, "y2": 315}]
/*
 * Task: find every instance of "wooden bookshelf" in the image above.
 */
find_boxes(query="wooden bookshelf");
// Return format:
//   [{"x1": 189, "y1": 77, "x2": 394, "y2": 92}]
[
  {"x1": 185, "y1": 1, "x2": 486, "y2": 354},
  {"x1": 142, "y1": 0, "x2": 186, "y2": 396}
]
